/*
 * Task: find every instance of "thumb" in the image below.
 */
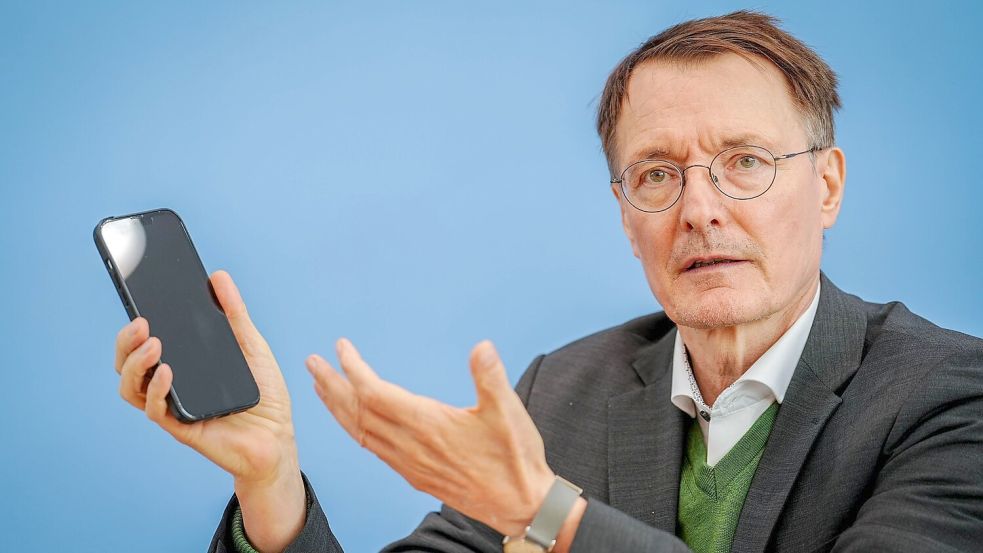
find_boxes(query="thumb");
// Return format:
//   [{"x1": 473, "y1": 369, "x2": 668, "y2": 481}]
[
  {"x1": 210, "y1": 270, "x2": 270, "y2": 358},
  {"x1": 469, "y1": 340, "x2": 513, "y2": 408}
]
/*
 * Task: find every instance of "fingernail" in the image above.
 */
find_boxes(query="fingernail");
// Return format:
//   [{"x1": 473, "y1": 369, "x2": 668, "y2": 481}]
[
  {"x1": 478, "y1": 341, "x2": 498, "y2": 367},
  {"x1": 305, "y1": 356, "x2": 317, "y2": 373}
]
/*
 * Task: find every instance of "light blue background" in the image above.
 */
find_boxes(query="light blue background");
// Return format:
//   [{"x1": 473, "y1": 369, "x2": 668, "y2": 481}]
[{"x1": 2, "y1": 1, "x2": 981, "y2": 551}]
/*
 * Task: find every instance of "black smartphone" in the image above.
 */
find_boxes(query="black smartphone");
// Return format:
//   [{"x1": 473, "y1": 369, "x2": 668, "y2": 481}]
[{"x1": 94, "y1": 208, "x2": 260, "y2": 422}]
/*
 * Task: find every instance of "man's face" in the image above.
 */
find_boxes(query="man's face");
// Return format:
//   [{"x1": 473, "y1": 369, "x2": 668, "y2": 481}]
[{"x1": 613, "y1": 53, "x2": 844, "y2": 330}]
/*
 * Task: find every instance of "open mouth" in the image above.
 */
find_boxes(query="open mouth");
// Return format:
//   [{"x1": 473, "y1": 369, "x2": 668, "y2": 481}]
[{"x1": 685, "y1": 258, "x2": 744, "y2": 271}]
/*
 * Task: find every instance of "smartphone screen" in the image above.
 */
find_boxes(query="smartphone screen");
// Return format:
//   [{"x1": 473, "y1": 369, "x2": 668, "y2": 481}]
[{"x1": 94, "y1": 209, "x2": 259, "y2": 421}]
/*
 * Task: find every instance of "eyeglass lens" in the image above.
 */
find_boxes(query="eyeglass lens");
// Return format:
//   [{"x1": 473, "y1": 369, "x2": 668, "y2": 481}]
[{"x1": 621, "y1": 145, "x2": 777, "y2": 212}]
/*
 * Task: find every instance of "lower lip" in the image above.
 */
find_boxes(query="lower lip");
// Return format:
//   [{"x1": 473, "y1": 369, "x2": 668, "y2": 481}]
[{"x1": 683, "y1": 260, "x2": 749, "y2": 274}]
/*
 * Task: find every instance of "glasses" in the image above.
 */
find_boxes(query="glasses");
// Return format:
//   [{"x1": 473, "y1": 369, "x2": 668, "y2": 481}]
[{"x1": 611, "y1": 145, "x2": 817, "y2": 213}]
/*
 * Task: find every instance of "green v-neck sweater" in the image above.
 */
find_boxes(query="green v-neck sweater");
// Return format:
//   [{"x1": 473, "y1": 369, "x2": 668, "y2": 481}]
[{"x1": 677, "y1": 402, "x2": 779, "y2": 553}]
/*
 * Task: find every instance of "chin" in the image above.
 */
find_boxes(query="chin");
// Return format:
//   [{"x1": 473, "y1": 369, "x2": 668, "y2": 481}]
[{"x1": 663, "y1": 286, "x2": 770, "y2": 330}]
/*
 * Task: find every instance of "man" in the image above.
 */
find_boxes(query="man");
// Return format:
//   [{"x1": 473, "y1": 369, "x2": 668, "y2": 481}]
[{"x1": 114, "y1": 10, "x2": 983, "y2": 553}]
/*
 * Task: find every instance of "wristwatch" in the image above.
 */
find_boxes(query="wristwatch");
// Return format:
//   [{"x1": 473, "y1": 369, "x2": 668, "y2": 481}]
[{"x1": 502, "y1": 476, "x2": 583, "y2": 553}]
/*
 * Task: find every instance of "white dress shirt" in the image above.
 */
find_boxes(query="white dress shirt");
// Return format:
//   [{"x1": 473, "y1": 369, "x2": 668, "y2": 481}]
[{"x1": 670, "y1": 283, "x2": 821, "y2": 466}]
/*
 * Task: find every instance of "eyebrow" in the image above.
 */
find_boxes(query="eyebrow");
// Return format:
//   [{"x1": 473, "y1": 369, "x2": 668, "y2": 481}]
[
  {"x1": 625, "y1": 133, "x2": 779, "y2": 165},
  {"x1": 718, "y1": 133, "x2": 776, "y2": 150},
  {"x1": 632, "y1": 145, "x2": 675, "y2": 161}
]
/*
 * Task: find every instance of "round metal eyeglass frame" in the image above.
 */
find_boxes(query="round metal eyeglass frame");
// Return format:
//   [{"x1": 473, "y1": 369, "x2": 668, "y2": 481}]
[{"x1": 611, "y1": 145, "x2": 819, "y2": 213}]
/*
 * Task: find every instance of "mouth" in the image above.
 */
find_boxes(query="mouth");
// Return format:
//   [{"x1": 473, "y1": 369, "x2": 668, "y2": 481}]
[{"x1": 682, "y1": 257, "x2": 748, "y2": 273}]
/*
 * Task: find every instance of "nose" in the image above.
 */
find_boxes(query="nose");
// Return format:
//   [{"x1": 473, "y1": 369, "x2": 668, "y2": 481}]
[{"x1": 677, "y1": 164, "x2": 726, "y2": 232}]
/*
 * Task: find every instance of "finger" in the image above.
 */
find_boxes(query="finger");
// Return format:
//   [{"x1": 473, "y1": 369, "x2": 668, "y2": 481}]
[
  {"x1": 313, "y1": 374, "x2": 414, "y2": 451},
  {"x1": 334, "y1": 340, "x2": 427, "y2": 425},
  {"x1": 334, "y1": 338, "x2": 381, "y2": 389},
  {"x1": 115, "y1": 317, "x2": 149, "y2": 374},
  {"x1": 145, "y1": 363, "x2": 194, "y2": 444},
  {"x1": 307, "y1": 354, "x2": 359, "y2": 432},
  {"x1": 307, "y1": 354, "x2": 354, "y2": 402},
  {"x1": 119, "y1": 336, "x2": 161, "y2": 409},
  {"x1": 210, "y1": 270, "x2": 270, "y2": 358},
  {"x1": 309, "y1": 352, "x2": 405, "y2": 447},
  {"x1": 312, "y1": 378, "x2": 363, "y2": 446},
  {"x1": 309, "y1": 353, "x2": 425, "y2": 444},
  {"x1": 469, "y1": 340, "x2": 513, "y2": 409},
  {"x1": 144, "y1": 361, "x2": 172, "y2": 423}
]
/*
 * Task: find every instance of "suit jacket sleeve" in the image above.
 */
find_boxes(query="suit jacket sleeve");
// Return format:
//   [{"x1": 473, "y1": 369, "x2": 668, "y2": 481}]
[{"x1": 208, "y1": 469, "x2": 345, "y2": 553}]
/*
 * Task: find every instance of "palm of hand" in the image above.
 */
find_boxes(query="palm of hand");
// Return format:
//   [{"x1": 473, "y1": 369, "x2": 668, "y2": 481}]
[
  {"x1": 181, "y1": 350, "x2": 293, "y2": 483},
  {"x1": 135, "y1": 270, "x2": 299, "y2": 484}
]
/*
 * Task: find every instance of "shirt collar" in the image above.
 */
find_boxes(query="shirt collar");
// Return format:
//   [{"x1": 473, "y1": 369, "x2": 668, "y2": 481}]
[
  {"x1": 670, "y1": 335, "x2": 698, "y2": 418},
  {"x1": 670, "y1": 281, "x2": 821, "y2": 417}
]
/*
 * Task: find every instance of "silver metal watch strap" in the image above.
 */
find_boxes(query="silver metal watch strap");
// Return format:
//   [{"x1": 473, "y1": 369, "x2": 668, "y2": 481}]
[{"x1": 524, "y1": 476, "x2": 583, "y2": 548}]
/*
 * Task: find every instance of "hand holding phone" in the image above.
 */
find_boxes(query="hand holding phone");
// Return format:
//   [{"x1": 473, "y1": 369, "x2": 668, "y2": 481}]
[
  {"x1": 113, "y1": 271, "x2": 307, "y2": 551},
  {"x1": 96, "y1": 209, "x2": 260, "y2": 421},
  {"x1": 100, "y1": 210, "x2": 307, "y2": 551}
]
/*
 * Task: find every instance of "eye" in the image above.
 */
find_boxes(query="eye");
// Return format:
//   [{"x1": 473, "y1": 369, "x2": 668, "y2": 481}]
[
  {"x1": 645, "y1": 169, "x2": 669, "y2": 184},
  {"x1": 738, "y1": 155, "x2": 759, "y2": 169},
  {"x1": 627, "y1": 162, "x2": 678, "y2": 192}
]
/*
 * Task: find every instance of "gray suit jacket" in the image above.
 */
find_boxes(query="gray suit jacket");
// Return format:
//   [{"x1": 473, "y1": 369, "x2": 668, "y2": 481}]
[{"x1": 210, "y1": 275, "x2": 983, "y2": 552}]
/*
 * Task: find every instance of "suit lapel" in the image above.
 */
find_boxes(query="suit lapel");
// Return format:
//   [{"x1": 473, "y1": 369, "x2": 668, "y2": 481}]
[
  {"x1": 730, "y1": 357, "x2": 842, "y2": 552},
  {"x1": 731, "y1": 274, "x2": 867, "y2": 552},
  {"x1": 608, "y1": 328, "x2": 688, "y2": 533}
]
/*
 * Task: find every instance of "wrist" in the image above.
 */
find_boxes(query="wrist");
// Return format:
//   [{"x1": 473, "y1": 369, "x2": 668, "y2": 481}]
[
  {"x1": 504, "y1": 470, "x2": 556, "y2": 537},
  {"x1": 550, "y1": 497, "x2": 586, "y2": 553},
  {"x1": 503, "y1": 476, "x2": 583, "y2": 552},
  {"x1": 234, "y1": 458, "x2": 306, "y2": 553}
]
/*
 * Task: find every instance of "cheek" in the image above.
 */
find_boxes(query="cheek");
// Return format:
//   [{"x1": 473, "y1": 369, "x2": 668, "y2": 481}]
[
  {"x1": 754, "y1": 185, "x2": 824, "y2": 272},
  {"x1": 627, "y1": 214, "x2": 674, "y2": 277}
]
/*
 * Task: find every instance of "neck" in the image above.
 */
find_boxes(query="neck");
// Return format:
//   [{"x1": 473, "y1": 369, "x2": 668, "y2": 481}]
[{"x1": 678, "y1": 274, "x2": 819, "y2": 406}]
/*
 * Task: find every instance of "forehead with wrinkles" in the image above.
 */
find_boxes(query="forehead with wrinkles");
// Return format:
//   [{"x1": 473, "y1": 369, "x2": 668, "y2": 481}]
[{"x1": 613, "y1": 54, "x2": 809, "y2": 170}]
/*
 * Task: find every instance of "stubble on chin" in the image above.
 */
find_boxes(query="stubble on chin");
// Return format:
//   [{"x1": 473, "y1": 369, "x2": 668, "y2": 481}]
[{"x1": 663, "y1": 287, "x2": 772, "y2": 330}]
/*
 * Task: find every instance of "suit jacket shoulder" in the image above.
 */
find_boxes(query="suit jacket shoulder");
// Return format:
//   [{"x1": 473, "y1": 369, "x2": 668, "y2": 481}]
[{"x1": 524, "y1": 311, "x2": 674, "y2": 411}]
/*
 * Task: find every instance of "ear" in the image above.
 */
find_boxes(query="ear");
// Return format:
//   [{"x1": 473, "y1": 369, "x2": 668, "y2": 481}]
[
  {"x1": 611, "y1": 184, "x2": 641, "y2": 258},
  {"x1": 818, "y1": 147, "x2": 846, "y2": 230}
]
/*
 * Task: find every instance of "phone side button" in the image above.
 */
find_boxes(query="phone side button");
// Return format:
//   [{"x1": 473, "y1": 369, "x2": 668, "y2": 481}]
[{"x1": 115, "y1": 286, "x2": 130, "y2": 308}]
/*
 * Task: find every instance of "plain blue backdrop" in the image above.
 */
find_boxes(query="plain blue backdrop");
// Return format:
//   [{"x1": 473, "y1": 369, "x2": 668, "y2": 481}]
[{"x1": 1, "y1": 1, "x2": 981, "y2": 551}]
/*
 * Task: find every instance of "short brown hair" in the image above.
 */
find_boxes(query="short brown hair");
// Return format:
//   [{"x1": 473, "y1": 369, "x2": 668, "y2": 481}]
[{"x1": 596, "y1": 10, "x2": 840, "y2": 176}]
